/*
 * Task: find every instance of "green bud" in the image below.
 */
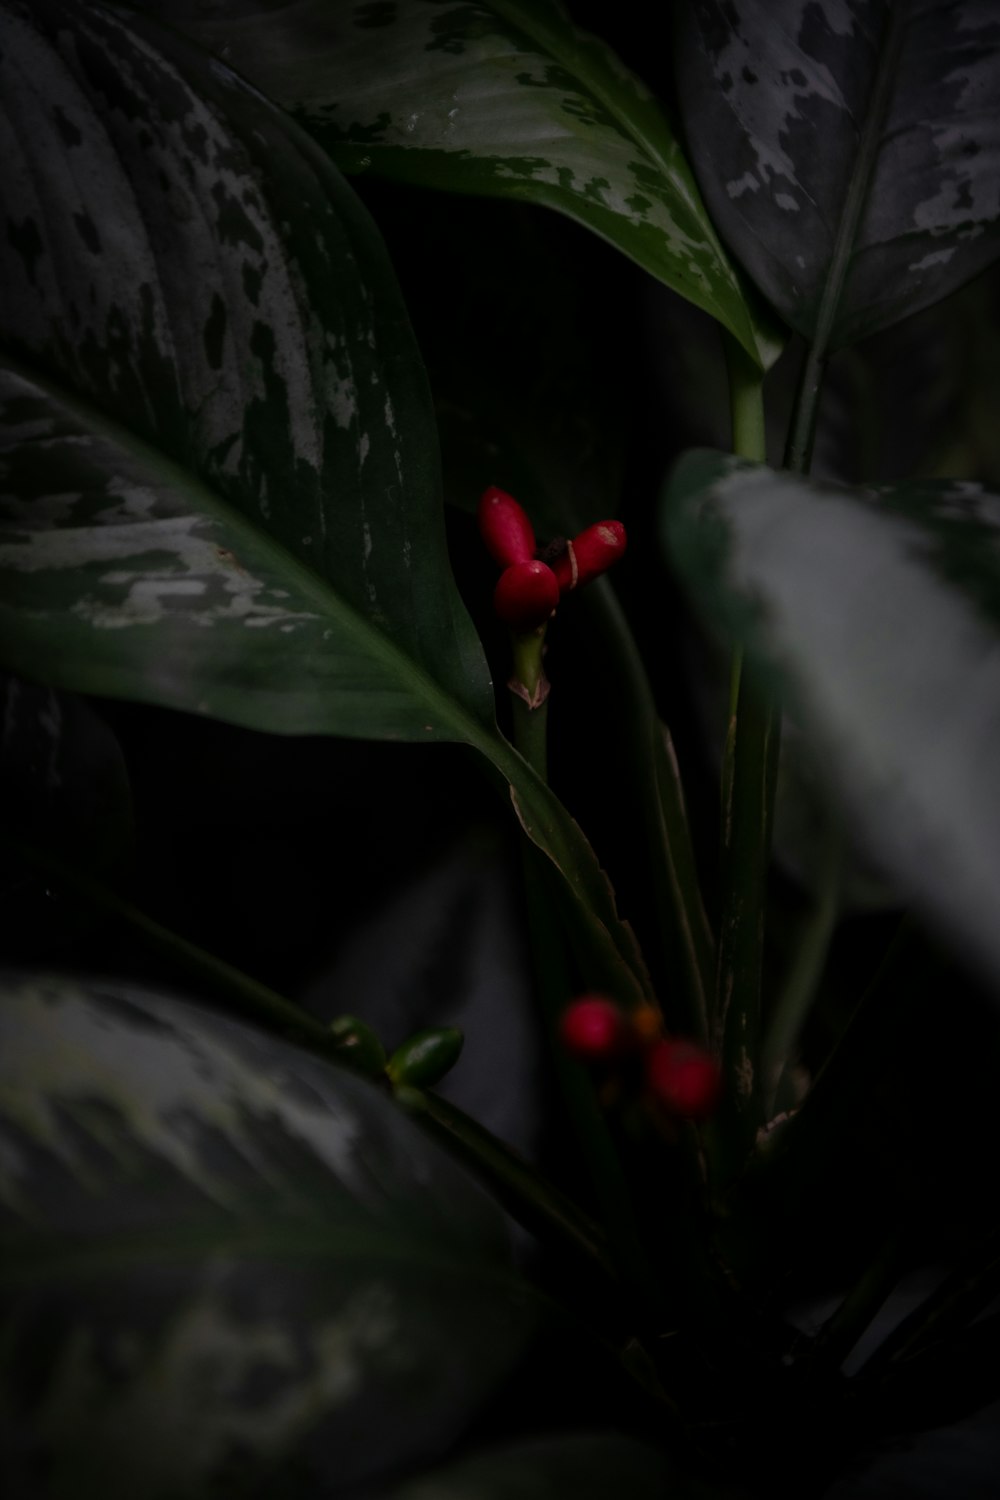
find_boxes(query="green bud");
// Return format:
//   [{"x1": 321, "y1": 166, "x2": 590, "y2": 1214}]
[
  {"x1": 328, "y1": 1014, "x2": 387, "y2": 1077},
  {"x1": 386, "y1": 1026, "x2": 464, "y2": 1089}
]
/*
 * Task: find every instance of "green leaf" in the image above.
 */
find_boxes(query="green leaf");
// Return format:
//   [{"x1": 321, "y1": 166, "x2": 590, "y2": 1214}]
[
  {"x1": 663, "y1": 451, "x2": 1000, "y2": 989},
  {"x1": 0, "y1": 0, "x2": 649, "y2": 1008},
  {"x1": 0, "y1": 973, "x2": 535, "y2": 1498},
  {"x1": 0, "y1": 0, "x2": 492, "y2": 740},
  {"x1": 135, "y1": 0, "x2": 784, "y2": 370},
  {"x1": 388, "y1": 1432, "x2": 675, "y2": 1500},
  {"x1": 674, "y1": 1, "x2": 1000, "y2": 349}
]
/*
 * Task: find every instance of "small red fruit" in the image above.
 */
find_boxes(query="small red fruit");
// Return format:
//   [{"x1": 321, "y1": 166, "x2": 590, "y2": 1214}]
[
  {"x1": 478, "y1": 486, "x2": 536, "y2": 568},
  {"x1": 552, "y1": 520, "x2": 627, "y2": 592},
  {"x1": 646, "y1": 1039, "x2": 721, "y2": 1119},
  {"x1": 494, "y1": 559, "x2": 560, "y2": 632},
  {"x1": 559, "y1": 996, "x2": 626, "y2": 1061}
]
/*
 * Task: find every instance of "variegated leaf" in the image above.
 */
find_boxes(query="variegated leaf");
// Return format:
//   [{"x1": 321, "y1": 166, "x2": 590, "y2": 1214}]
[
  {"x1": 0, "y1": 974, "x2": 534, "y2": 1498},
  {"x1": 0, "y1": 0, "x2": 492, "y2": 738},
  {"x1": 663, "y1": 451, "x2": 1000, "y2": 987},
  {"x1": 675, "y1": 0, "x2": 1000, "y2": 348},
  {"x1": 0, "y1": 0, "x2": 651, "y2": 1009},
  {"x1": 128, "y1": 0, "x2": 784, "y2": 370}
]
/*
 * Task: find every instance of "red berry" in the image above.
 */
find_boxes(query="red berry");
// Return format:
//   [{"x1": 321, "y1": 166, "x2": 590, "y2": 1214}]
[
  {"x1": 478, "y1": 486, "x2": 536, "y2": 568},
  {"x1": 493, "y1": 559, "x2": 560, "y2": 632},
  {"x1": 646, "y1": 1039, "x2": 721, "y2": 1119},
  {"x1": 552, "y1": 520, "x2": 627, "y2": 592},
  {"x1": 559, "y1": 996, "x2": 626, "y2": 1061}
]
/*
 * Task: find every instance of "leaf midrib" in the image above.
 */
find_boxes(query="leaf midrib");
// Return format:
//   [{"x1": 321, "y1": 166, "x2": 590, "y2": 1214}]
[
  {"x1": 0, "y1": 348, "x2": 494, "y2": 747},
  {"x1": 809, "y1": 2, "x2": 906, "y2": 359}
]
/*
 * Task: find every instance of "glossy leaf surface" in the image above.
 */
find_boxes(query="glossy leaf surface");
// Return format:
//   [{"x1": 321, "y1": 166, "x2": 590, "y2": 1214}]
[
  {"x1": 135, "y1": 0, "x2": 782, "y2": 369},
  {"x1": 664, "y1": 451, "x2": 1000, "y2": 987},
  {"x1": 675, "y1": 1, "x2": 1000, "y2": 348},
  {"x1": 0, "y1": 0, "x2": 492, "y2": 739},
  {"x1": 0, "y1": 974, "x2": 534, "y2": 1498}
]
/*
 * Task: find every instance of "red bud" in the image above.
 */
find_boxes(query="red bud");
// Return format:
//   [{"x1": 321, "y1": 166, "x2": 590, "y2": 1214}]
[
  {"x1": 646, "y1": 1039, "x2": 721, "y2": 1119},
  {"x1": 552, "y1": 521, "x2": 627, "y2": 592},
  {"x1": 478, "y1": 486, "x2": 536, "y2": 567},
  {"x1": 559, "y1": 996, "x2": 626, "y2": 1061},
  {"x1": 494, "y1": 559, "x2": 559, "y2": 632}
]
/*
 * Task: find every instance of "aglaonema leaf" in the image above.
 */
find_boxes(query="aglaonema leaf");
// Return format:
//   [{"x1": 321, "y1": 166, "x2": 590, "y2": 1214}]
[
  {"x1": 131, "y1": 0, "x2": 784, "y2": 370},
  {"x1": 0, "y1": 0, "x2": 649, "y2": 1006},
  {"x1": 0, "y1": 973, "x2": 536, "y2": 1498},
  {"x1": 663, "y1": 450, "x2": 1000, "y2": 990},
  {"x1": 0, "y1": 0, "x2": 491, "y2": 740},
  {"x1": 674, "y1": 1, "x2": 1000, "y2": 351}
]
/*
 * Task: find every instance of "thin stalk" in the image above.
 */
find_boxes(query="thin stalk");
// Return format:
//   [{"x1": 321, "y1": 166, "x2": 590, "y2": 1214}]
[
  {"x1": 762, "y1": 820, "x2": 844, "y2": 1115},
  {"x1": 712, "y1": 335, "x2": 772, "y2": 1180},
  {"x1": 412, "y1": 1087, "x2": 617, "y2": 1283},
  {"x1": 575, "y1": 579, "x2": 713, "y2": 1041},
  {"x1": 520, "y1": 841, "x2": 670, "y2": 1326},
  {"x1": 506, "y1": 667, "x2": 666, "y2": 1323}
]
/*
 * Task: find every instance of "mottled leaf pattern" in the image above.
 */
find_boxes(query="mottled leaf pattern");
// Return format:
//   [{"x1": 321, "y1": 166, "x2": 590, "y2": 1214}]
[
  {"x1": 129, "y1": 0, "x2": 783, "y2": 369},
  {"x1": 0, "y1": 974, "x2": 534, "y2": 1498},
  {"x1": 0, "y1": 0, "x2": 492, "y2": 733},
  {"x1": 675, "y1": 0, "x2": 1000, "y2": 347},
  {"x1": 0, "y1": 0, "x2": 651, "y2": 1007},
  {"x1": 664, "y1": 451, "x2": 1000, "y2": 986}
]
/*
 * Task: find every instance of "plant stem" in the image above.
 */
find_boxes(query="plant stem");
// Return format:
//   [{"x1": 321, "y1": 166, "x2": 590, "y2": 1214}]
[
  {"x1": 713, "y1": 335, "x2": 772, "y2": 1179},
  {"x1": 411, "y1": 1087, "x2": 617, "y2": 1282},
  {"x1": 505, "y1": 676, "x2": 666, "y2": 1323},
  {"x1": 762, "y1": 819, "x2": 844, "y2": 1114},
  {"x1": 574, "y1": 579, "x2": 713, "y2": 1040},
  {"x1": 520, "y1": 841, "x2": 670, "y2": 1327}
]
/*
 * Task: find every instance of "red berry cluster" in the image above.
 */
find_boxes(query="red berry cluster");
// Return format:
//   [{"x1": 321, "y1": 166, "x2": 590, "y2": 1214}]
[
  {"x1": 478, "y1": 487, "x2": 626, "y2": 633},
  {"x1": 559, "y1": 995, "x2": 721, "y2": 1121}
]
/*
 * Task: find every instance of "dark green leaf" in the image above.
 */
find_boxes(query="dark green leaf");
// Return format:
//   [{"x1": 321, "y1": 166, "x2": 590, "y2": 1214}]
[
  {"x1": 388, "y1": 1432, "x2": 675, "y2": 1500},
  {"x1": 675, "y1": 1, "x2": 1000, "y2": 347},
  {"x1": 136, "y1": 0, "x2": 783, "y2": 369},
  {"x1": 0, "y1": 0, "x2": 649, "y2": 1007},
  {"x1": 0, "y1": 0, "x2": 492, "y2": 739},
  {"x1": 0, "y1": 973, "x2": 535, "y2": 1498},
  {"x1": 663, "y1": 451, "x2": 1000, "y2": 988}
]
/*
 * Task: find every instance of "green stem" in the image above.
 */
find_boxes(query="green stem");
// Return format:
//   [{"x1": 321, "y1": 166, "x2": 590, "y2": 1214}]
[
  {"x1": 411, "y1": 1087, "x2": 618, "y2": 1284},
  {"x1": 509, "y1": 626, "x2": 549, "y2": 778},
  {"x1": 520, "y1": 837, "x2": 669, "y2": 1327},
  {"x1": 713, "y1": 336, "x2": 772, "y2": 1179},
  {"x1": 762, "y1": 819, "x2": 844, "y2": 1114},
  {"x1": 576, "y1": 579, "x2": 713, "y2": 1041}
]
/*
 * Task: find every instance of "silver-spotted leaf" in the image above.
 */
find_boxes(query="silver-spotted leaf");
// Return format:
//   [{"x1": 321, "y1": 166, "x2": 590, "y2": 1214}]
[
  {"x1": 129, "y1": 0, "x2": 784, "y2": 369},
  {"x1": 675, "y1": 1, "x2": 1000, "y2": 349},
  {"x1": 0, "y1": 0, "x2": 492, "y2": 738},
  {"x1": 0, "y1": 973, "x2": 534, "y2": 1499},
  {"x1": 0, "y1": 0, "x2": 651, "y2": 1011},
  {"x1": 664, "y1": 451, "x2": 1000, "y2": 988}
]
